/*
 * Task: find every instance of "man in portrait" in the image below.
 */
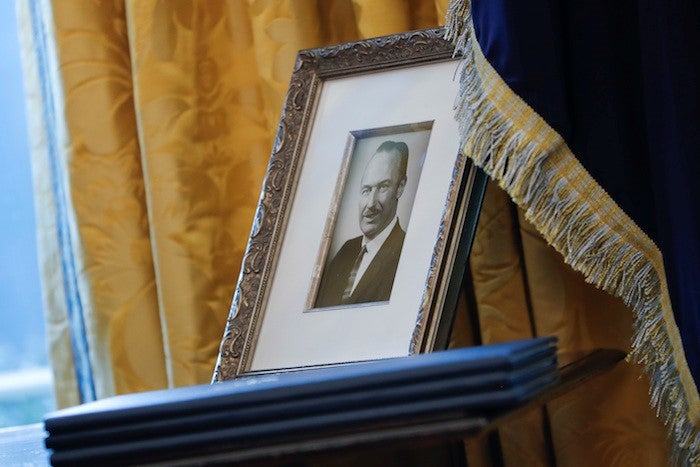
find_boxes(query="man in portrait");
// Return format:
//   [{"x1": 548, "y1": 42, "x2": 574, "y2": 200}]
[{"x1": 315, "y1": 140, "x2": 409, "y2": 308}]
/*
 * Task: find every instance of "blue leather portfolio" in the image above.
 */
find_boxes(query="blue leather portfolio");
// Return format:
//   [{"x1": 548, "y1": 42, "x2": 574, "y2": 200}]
[{"x1": 44, "y1": 337, "x2": 558, "y2": 466}]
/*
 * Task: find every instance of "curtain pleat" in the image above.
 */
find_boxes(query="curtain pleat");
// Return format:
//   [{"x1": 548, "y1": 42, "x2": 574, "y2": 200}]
[
  {"x1": 125, "y1": 0, "x2": 268, "y2": 387},
  {"x1": 19, "y1": 0, "x2": 167, "y2": 401},
  {"x1": 51, "y1": 0, "x2": 169, "y2": 399},
  {"x1": 468, "y1": 183, "x2": 549, "y2": 465},
  {"x1": 20, "y1": 0, "x2": 670, "y2": 464},
  {"x1": 17, "y1": 0, "x2": 82, "y2": 408}
]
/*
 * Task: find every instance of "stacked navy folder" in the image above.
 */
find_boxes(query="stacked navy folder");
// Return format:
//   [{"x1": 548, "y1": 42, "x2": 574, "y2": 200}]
[{"x1": 44, "y1": 337, "x2": 558, "y2": 466}]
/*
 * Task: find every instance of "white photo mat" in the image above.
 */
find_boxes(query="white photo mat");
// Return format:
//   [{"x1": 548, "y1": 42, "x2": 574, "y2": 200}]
[{"x1": 250, "y1": 60, "x2": 463, "y2": 371}]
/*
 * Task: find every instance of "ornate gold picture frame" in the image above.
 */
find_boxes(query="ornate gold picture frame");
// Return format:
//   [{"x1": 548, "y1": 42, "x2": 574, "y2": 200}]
[{"x1": 214, "y1": 28, "x2": 487, "y2": 381}]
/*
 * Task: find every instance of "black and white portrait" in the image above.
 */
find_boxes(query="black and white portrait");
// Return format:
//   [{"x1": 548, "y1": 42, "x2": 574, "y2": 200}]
[{"x1": 314, "y1": 122, "x2": 432, "y2": 309}]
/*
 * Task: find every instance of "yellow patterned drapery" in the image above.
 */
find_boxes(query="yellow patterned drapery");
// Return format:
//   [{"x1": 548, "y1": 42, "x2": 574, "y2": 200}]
[
  {"x1": 18, "y1": 0, "x2": 668, "y2": 464},
  {"x1": 17, "y1": 0, "x2": 449, "y2": 404}
]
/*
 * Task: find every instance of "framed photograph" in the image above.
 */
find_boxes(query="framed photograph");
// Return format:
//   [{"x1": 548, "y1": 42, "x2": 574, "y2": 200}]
[{"x1": 214, "y1": 28, "x2": 487, "y2": 381}]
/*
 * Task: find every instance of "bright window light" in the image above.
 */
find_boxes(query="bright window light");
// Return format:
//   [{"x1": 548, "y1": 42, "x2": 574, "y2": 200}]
[{"x1": 0, "y1": 1, "x2": 55, "y2": 427}]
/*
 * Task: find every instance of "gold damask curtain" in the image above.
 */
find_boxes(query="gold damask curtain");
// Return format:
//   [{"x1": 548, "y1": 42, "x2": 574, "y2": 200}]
[
  {"x1": 19, "y1": 0, "x2": 668, "y2": 464},
  {"x1": 19, "y1": 0, "x2": 449, "y2": 405},
  {"x1": 460, "y1": 184, "x2": 669, "y2": 465}
]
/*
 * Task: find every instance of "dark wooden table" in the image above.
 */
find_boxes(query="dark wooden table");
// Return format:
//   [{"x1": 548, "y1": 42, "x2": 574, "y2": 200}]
[{"x1": 0, "y1": 349, "x2": 624, "y2": 466}]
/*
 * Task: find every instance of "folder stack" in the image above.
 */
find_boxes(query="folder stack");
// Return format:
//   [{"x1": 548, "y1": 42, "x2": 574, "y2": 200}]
[{"x1": 44, "y1": 337, "x2": 558, "y2": 466}]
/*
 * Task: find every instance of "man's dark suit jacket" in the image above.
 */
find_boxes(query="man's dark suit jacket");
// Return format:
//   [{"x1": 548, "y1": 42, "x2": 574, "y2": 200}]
[{"x1": 315, "y1": 222, "x2": 405, "y2": 308}]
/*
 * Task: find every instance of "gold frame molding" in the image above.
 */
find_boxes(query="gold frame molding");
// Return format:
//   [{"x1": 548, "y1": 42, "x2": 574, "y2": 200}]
[{"x1": 214, "y1": 28, "x2": 487, "y2": 381}]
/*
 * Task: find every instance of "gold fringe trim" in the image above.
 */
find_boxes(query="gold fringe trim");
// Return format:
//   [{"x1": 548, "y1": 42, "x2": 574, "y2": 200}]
[{"x1": 445, "y1": 2, "x2": 700, "y2": 464}]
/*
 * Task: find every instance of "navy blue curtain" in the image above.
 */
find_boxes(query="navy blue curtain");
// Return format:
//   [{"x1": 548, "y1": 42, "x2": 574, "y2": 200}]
[{"x1": 471, "y1": 0, "x2": 700, "y2": 382}]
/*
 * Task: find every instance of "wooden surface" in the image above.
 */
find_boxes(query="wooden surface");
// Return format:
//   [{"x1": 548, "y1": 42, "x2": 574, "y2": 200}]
[
  {"x1": 0, "y1": 349, "x2": 624, "y2": 466},
  {"x1": 0, "y1": 423, "x2": 49, "y2": 466}
]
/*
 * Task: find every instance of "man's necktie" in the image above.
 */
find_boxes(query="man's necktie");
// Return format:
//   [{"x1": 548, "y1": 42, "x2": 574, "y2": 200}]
[{"x1": 342, "y1": 245, "x2": 367, "y2": 302}]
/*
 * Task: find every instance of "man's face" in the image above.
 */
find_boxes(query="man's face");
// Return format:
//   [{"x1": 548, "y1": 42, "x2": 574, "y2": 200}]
[{"x1": 358, "y1": 150, "x2": 406, "y2": 239}]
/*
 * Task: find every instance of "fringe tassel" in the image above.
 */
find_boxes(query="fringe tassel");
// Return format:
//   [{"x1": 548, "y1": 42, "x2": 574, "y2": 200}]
[{"x1": 445, "y1": 1, "x2": 700, "y2": 464}]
